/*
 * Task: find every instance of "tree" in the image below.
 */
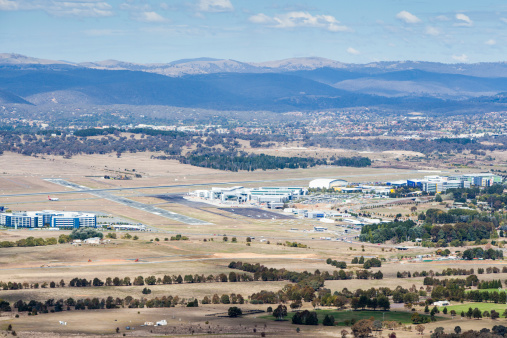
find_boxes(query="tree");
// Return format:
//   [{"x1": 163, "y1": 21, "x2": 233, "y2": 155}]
[
  {"x1": 377, "y1": 296, "x2": 390, "y2": 311},
  {"x1": 228, "y1": 306, "x2": 242, "y2": 317},
  {"x1": 424, "y1": 305, "x2": 429, "y2": 313},
  {"x1": 410, "y1": 312, "x2": 420, "y2": 323},
  {"x1": 491, "y1": 310, "x2": 500, "y2": 320},
  {"x1": 145, "y1": 275, "x2": 156, "y2": 285},
  {"x1": 351, "y1": 297, "x2": 360, "y2": 310},
  {"x1": 133, "y1": 276, "x2": 144, "y2": 286},
  {"x1": 454, "y1": 326, "x2": 461, "y2": 334},
  {"x1": 305, "y1": 311, "x2": 319, "y2": 325},
  {"x1": 434, "y1": 327, "x2": 444, "y2": 336},
  {"x1": 290, "y1": 300, "x2": 302, "y2": 311},
  {"x1": 473, "y1": 307, "x2": 482, "y2": 319},
  {"x1": 352, "y1": 319, "x2": 372, "y2": 338},
  {"x1": 323, "y1": 315, "x2": 335, "y2": 326},
  {"x1": 435, "y1": 194, "x2": 443, "y2": 202},
  {"x1": 372, "y1": 320, "x2": 382, "y2": 332},
  {"x1": 442, "y1": 307, "x2": 447, "y2": 314},
  {"x1": 220, "y1": 294, "x2": 230, "y2": 304},
  {"x1": 341, "y1": 330, "x2": 348, "y2": 338},
  {"x1": 415, "y1": 324, "x2": 425, "y2": 335},
  {"x1": 273, "y1": 305, "x2": 287, "y2": 321},
  {"x1": 358, "y1": 295, "x2": 368, "y2": 309}
]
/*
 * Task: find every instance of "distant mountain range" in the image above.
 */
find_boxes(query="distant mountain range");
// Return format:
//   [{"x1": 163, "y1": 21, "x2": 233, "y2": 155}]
[{"x1": 2, "y1": 53, "x2": 507, "y2": 112}]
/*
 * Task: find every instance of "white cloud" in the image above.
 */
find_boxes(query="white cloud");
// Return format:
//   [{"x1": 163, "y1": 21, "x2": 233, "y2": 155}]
[
  {"x1": 347, "y1": 47, "x2": 360, "y2": 55},
  {"x1": 425, "y1": 26, "x2": 440, "y2": 36},
  {"x1": 250, "y1": 11, "x2": 350, "y2": 32},
  {"x1": 396, "y1": 10, "x2": 421, "y2": 24},
  {"x1": 136, "y1": 11, "x2": 167, "y2": 22},
  {"x1": 455, "y1": 13, "x2": 473, "y2": 27},
  {"x1": 452, "y1": 54, "x2": 468, "y2": 62},
  {"x1": 485, "y1": 39, "x2": 496, "y2": 46},
  {"x1": 120, "y1": 2, "x2": 150, "y2": 11},
  {"x1": 248, "y1": 13, "x2": 273, "y2": 24},
  {"x1": 0, "y1": 0, "x2": 113, "y2": 17},
  {"x1": 435, "y1": 15, "x2": 450, "y2": 21},
  {"x1": 0, "y1": 0, "x2": 18, "y2": 10},
  {"x1": 501, "y1": 18, "x2": 507, "y2": 24},
  {"x1": 198, "y1": 0, "x2": 233, "y2": 13}
]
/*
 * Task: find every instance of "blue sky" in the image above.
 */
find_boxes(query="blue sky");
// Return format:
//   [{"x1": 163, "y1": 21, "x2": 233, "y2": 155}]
[{"x1": 1, "y1": 0, "x2": 507, "y2": 64}]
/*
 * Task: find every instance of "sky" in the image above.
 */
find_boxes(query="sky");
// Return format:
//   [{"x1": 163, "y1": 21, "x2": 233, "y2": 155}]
[{"x1": 1, "y1": 0, "x2": 507, "y2": 64}]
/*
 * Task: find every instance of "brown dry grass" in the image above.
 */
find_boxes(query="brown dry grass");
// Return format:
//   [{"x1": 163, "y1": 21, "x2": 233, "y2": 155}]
[{"x1": 0, "y1": 151, "x2": 506, "y2": 336}]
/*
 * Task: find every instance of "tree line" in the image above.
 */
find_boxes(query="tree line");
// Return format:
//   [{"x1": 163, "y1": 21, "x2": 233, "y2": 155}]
[
  {"x1": 360, "y1": 218, "x2": 497, "y2": 245},
  {"x1": 0, "y1": 234, "x2": 74, "y2": 248},
  {"x1": 397, "y1": 267, "x2": 476, "y2": 278},
  {"x1": 351, "y1": 256, "x2": 382, "y2": 269},
  {"x1": 303, "y1": 134, "x2": 507, "y2": 155}
]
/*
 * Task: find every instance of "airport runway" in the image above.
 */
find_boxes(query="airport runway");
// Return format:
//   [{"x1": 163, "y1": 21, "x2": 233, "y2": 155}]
[
  {"x1": 44, "y1": 179, "x2": 212, "y2": 226},
  {"x1": 0, "y1": 171, "x2": 424, "y2": 198}
]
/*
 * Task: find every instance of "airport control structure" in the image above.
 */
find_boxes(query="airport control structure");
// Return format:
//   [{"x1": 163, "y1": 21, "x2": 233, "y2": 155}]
[{"x1": 0, "y1": 210, "x2": 97, "y2": 229}]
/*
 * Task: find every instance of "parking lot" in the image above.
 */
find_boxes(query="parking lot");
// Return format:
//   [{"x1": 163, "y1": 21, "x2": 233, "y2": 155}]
[{"x1": 218, "y1": 207, "x2": 295, "y2": 219}]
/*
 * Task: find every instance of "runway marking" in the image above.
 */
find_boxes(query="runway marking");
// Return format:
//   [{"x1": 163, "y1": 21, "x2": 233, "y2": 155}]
[{"x1": 44, "y1": 178, "x2": 212, "y2": 226}]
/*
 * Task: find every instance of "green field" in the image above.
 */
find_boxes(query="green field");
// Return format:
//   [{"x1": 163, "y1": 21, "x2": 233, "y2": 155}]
[
  {"x1": 445, "y1": 303, "x2": 507, "y2": 314},
  {"x1": 264, "y1": 309, "x2": 444, "y2": 326}
]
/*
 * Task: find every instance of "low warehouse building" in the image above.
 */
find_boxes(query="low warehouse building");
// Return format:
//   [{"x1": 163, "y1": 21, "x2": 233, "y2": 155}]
[{"x1": 309, "y1": 178, "x2": 348, "y2": 189}]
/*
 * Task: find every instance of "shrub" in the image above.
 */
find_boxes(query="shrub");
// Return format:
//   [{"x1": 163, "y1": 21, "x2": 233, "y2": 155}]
[
  {"x1": 228, "y1": 306, "x2": 242, "y2": 317},
  {"x1": 323, "y1": 314, "x2": 335, "y2": 326}
]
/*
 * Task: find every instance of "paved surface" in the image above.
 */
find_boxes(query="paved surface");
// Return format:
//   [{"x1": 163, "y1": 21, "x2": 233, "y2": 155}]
[
  {"x1": 218, "y1": 207, "x2": 295, "y2": 219},
  {"x1": 0, "y1": 171, "x2": 423, "y2": 198},
  {"x1": 44, "y1": 179, "x2": 212, "y2": 226},
  {"x1": 153, "y1": 194, "x2": 212, "y2": 208}
]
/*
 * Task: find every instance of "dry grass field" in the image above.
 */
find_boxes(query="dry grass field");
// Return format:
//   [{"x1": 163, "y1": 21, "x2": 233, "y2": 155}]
[{"x1": 0, "y1": 151, "x2": 505, "y2": 336}]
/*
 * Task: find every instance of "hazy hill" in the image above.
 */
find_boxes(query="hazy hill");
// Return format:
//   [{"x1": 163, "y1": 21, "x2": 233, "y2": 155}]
[
  {"x1": 3, "y1": 53, "x2": 507, "y2": 112},
  {"x1": 0, "y1": 67, "x2": 381, "y2": 110}
]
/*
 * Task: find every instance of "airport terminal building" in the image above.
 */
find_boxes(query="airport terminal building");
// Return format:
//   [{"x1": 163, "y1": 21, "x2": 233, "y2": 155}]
[
  {"x1": 190, "y1": 186, "x2": 306, "y2": 207},
  {"x1": 0, "y1": 210, "x2": 97, "y2": 229}
]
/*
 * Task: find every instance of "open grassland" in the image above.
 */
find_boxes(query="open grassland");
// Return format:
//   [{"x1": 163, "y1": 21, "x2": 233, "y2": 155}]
[
  {"x1": 0, "y1": 281, "x2": 289, "y2": 303},
  {"x1": 0, "y1": 152, "x2": 506, "y2": 336},
  {"x1": 445, "y1": 302, "x2": 507, "y2": 314}
]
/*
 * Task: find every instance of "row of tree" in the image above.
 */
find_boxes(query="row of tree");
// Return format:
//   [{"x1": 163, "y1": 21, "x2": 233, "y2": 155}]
[
  {"x1": 0, "y1": 236, "x2": 59, "y2": 248},
  {"x1": 397, "y1": 267, "x2": 476, "y2": 278},
  {"x1": 360, "y1": 218, "x2": 497, "y2": 245},
  {"x1": 462, "y1": 247, "x2": 504, "y2": 260}
]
